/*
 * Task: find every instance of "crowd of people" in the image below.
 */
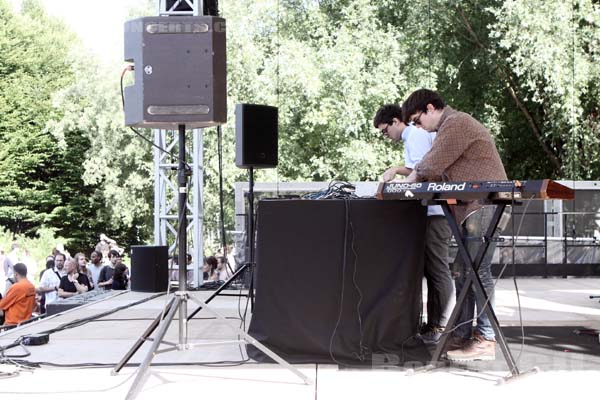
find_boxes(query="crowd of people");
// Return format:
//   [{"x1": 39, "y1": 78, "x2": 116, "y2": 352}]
[
  {"x1": 1, "y1": 238, "x2": 241, "y2": 328},
  {"x1": 168, "y1": 246, "x2": 236, "y2": 286},
  {"x1": 0, "y1": 236, "x2": 130, "y2": 328},
  {"x1": 202, "y1": 254, "x2": 234, "y2": 282}
]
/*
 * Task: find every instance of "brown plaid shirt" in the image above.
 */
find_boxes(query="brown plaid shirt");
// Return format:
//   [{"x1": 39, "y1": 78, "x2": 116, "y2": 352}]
[{"x1": 415, "y1": 106, "x2": 507, "y2": 224}]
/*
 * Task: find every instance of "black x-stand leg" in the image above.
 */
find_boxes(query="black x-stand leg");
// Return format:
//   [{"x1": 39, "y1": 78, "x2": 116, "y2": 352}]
[
  {"x1": 415, "y1": 201, "x2": 538, "y2": 383},
  {"x1": 188, "y1": 166, "x2": 257, "y2": 320},
  {"x1": 186, "y1": 261, "x2": 254, "y2": 321}
]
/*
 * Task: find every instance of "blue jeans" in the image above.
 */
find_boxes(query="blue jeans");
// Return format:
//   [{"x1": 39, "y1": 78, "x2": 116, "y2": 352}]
[{"x1": 452, "y1": 206, "x2": 499, "y2": 341}]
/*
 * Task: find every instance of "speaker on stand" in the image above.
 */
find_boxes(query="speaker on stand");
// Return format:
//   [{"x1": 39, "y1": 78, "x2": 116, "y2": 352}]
[
  {"x1": 188, "y1": 104, "x2": 278, "y2": 316},
  {"x1": 236, "y1": 103, "x2": 278, "y2": 292},
  {"x1": 116, "y1": 14, "x2": 311, "y2": 394}
]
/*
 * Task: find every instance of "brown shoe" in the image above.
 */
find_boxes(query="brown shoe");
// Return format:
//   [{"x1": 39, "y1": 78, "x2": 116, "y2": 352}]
[
  {"x1": 444, "y1": 334, "x2": 470, "y2": 351},
  {"x1": 446, "y1": 333, "x2": 496, "y2": 361}
]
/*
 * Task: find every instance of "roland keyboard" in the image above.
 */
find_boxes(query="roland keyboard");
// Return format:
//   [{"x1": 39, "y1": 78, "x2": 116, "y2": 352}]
[{"x1": 376, "y1": 179, "x2": 574, "y2": 202}]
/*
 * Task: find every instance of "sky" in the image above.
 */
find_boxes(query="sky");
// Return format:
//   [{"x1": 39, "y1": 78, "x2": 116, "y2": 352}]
[{"x1": 9, "y1": 0, "x2": 140, "y2": 63}]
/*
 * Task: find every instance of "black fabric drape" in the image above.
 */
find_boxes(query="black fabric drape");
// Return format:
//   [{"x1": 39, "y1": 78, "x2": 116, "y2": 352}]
[{"x1": 247, "y1": 199, "x2": 431, "y2": 366}]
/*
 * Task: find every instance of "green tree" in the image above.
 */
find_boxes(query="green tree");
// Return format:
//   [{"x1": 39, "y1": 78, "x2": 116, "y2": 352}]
[
  {"x1": 0, "y1": 0, "x2": 78, "y2": 236},
  {"x1": 489, "y1": 0, "x2": 600, "y2": 179},
  {"x1": 9, "y1": 0, "x2": 597, "y2": 256},
  {"x1": 379, "y1": 0, "x2": 600, "y2": 180},
  {"x1": 194, "y1": 0, "x2": 423, "y2": 249},
  {"x1": 0, "y1": 0, "x2": 151, "y2": 252},
  {"x1": 47, "y1": 58, "x2": 154, "y2": 250},
  {"x1": 223, "y1": 0, "x2": 417, "y2": 184}
]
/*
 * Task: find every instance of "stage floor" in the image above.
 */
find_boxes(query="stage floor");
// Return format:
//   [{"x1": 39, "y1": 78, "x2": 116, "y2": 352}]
[{"x1": 1, "y1": 278, "x2": 600, "y2": 399}]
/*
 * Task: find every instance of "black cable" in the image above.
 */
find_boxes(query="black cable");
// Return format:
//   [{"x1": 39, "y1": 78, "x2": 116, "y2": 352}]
[
  {"x1": 213, "y1": 125, "x2": 250, "y2": 359},
  {"x1": 507, "y1": 189, "x2": 526, "y2": 367},
  {"x1": 215, "y1": 124, "x2": 252, "y2": 359},
  {"x1": 348, "y1": 200, "x2": 367, "y2": 361},
  {"x1": 302, "y1": 180, "x2": 358, "y2": 200},
  {"x1": 276, "y1": 0, "x2": 281, "y2": 199},
  {"x1": 328, "y1": 199, "x2": 351, "y2": 366},
  {"x1": 513, "y1": 260, "x2": 526, "y2": 366},
  {"x1": 440, "y1": 195, "x2": 534, "y2": 340},
  {"x1": 216, "y1": 125, "x2": 235, "y2": 276},
  {"x1": 10, "y1": 360, "x2": 255, "y2": 369},
  {"x1": 0, "y1": 343, "x2": 29, "y2": 359},
  {"x1": 328, "y1": 199, "x2": 371, "y2": 366},
  {"x1": 0, "y1": 292, "x2": 164, "y2": 354},
  {"x1": 217, "y1": 125, "x2": 226, "y2": 253},
  {"x1": 428, "y1": 0, "x2": 432, "y2": 88}
]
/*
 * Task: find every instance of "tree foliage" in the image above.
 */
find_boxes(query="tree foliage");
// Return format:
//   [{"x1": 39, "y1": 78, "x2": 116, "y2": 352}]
[
  {"x1": 489, "y1": 0, "x2": 600, "y2": 179},
  {"x1": 0, "y1": 0, "x2": 77, "y2": 236},
  {"x1": 378, "y1": 0, "x2": 600, "y2": 180},
  {"x1": 1, "y1": 0, "x2": 598, "y2": 255},
  {"x1": 47, "y1": 59, "x2": 154, "y2": 249},
  {"x1": 0, "y1": 0, "x2": 151, "y2": 251}
]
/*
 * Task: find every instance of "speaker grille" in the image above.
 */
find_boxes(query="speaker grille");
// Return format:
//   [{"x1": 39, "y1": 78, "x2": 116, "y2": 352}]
[{"x1": 124, "y1": 16, "x2": 226, "y2": 129}]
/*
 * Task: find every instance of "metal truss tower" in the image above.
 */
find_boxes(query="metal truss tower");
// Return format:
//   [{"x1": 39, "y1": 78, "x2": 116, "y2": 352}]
[{"x1": 154, "y1": 0, "x2": 203, "y2": 288}]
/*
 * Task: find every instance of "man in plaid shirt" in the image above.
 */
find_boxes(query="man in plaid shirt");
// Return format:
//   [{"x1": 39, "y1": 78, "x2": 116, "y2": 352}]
[{"x1": 402, "y1": 89, "x2": 507, "y2": 362}]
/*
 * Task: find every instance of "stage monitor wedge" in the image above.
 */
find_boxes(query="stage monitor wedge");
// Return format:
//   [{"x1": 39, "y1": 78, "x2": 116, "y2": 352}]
[
  {"x1": 124, "y1": 16, "x2": 226, "y2": 129},
  {"x1": 235, "y1": 104, "x2": 278, "y2": 169}
]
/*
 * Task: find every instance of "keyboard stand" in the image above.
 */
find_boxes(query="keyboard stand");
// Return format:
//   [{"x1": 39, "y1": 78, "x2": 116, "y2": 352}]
[{"x1": 415, "y1": 201, "x2": 538, "y2": 383}]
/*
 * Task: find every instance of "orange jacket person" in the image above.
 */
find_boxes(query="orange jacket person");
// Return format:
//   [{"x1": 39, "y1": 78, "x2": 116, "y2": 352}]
[{"x1": 0, "y1": 263, "x2": 35, "y2": 326}]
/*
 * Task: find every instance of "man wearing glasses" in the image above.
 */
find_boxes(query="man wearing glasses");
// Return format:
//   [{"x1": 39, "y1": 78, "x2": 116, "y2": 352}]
[
  {"x1": 373, "y1": 104, "x2": 453, "y2": 345},
  {"x1": 401, "y1": 89, "x2": 507, "y2": 362}
]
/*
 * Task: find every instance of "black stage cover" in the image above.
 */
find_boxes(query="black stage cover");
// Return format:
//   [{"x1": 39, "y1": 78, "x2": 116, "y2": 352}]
[{"x1": 247, "y1": 199, "x2": 431, "y2": 366}]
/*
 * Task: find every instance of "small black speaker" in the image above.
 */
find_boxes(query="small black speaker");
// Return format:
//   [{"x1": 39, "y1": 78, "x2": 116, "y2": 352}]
[
  {"x1": 130, "y1": 245, "x2": 168, "y2": 292},
  {"x1": 235, "y1": 104, "x2": 278, "y2": 168}
]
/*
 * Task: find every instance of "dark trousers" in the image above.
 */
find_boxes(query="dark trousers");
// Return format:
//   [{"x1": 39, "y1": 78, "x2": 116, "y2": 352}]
[{"x1": 424, "y1": 215, "x2": 453, "y2": 328}]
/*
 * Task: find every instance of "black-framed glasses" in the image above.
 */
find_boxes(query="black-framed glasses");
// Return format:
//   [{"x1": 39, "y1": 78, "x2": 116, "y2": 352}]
[
  {"x1": 410, "y1": 110, "x2": 427, "y2": 125},
  {"x1": 379, "y1": 121, "x2": 394, "y2": 135}
]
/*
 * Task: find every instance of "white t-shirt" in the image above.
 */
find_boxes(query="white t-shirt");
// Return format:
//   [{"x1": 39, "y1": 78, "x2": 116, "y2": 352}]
[
  {"x1": 40, "y1": 268, "x2": 65, "y2": 304},
  {"x1": 402, "y1": 125, "x2": 444, "y2": 217},
  {"x1": 87, "y1": 262, "x2": 104, "y2": 289}
]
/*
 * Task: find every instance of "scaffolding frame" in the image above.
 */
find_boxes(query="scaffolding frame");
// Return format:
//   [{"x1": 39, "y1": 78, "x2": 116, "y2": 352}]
[{"x1": 153, "y1": 0, "x2": 203, "y2": 288}]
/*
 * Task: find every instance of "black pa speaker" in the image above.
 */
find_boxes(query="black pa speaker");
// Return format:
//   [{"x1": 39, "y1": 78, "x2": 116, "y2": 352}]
[
  {"x1": 123, "y1": 16, "x2": 226, "y2": 129},
  {"x1": 130, "y1": 245, "x2": 168, "y2": 292},
  {"x1": 235, "y1": 104, "x2": 278, "y2": 168}
]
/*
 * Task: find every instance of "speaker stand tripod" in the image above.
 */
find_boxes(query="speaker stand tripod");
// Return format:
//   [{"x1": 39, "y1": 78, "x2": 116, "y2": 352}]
[
  {"x1": 189, "y1": 167, "x2": 257, "y2": 320},
  {"x1": 112, "y1": 125, "x2": 312, "y2": 400}
]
